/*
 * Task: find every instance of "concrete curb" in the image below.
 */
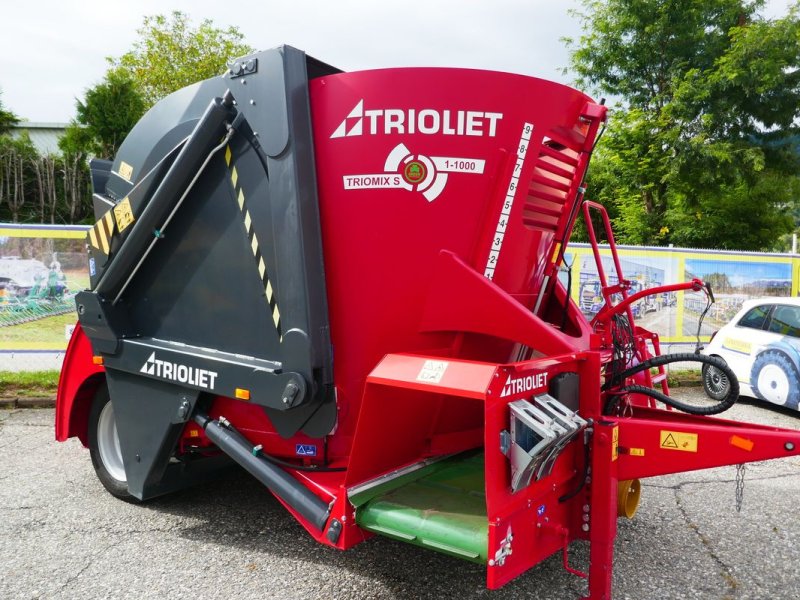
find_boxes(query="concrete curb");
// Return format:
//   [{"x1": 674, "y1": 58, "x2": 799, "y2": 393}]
[{"x1": 0, "y1": 397, "x2": 55, "y2": 409}]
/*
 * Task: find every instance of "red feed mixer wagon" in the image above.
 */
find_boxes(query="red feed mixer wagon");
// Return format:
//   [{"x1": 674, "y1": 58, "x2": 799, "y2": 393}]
[{"x1": 55, "y1": 46, "x2": 800, "y2": 598}]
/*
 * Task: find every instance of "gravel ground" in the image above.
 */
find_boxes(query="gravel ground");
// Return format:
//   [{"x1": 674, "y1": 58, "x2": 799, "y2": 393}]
[{"x1": 1, "y1": 390, "x2": 799, "y2": 599}]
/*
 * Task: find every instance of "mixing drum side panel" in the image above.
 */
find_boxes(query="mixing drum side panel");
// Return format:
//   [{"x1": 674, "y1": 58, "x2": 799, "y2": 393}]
[{"x1": 310, "y1": 68, "x2": 594, "y2": 435}]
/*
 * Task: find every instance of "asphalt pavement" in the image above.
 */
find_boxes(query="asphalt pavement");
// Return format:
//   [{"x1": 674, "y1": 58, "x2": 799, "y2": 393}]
[{"x1": 1, "y1": 390, "x2": 799, "y2": 599}]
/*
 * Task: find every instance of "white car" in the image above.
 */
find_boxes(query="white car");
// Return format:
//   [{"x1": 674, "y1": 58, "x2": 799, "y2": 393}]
[{"x1": 702, "y1": 297, "x2": 800, "y2": 410}]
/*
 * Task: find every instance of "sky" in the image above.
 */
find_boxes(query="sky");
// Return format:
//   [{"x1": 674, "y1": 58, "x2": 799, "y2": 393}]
[{"x1": 0, "y1": 0, "x2": 795, "y2": 123}]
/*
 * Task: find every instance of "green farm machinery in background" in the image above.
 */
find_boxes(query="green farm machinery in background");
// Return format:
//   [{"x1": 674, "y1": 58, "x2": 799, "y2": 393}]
[{"x1": 0, "y1": 261, "x2": 76, "y2": 327}]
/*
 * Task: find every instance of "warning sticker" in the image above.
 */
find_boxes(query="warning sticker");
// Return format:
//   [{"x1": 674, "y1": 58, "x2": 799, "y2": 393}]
[
  {"x1": 118, "y1": 161, "x2": 134, "y2": 183},
  {"x1": 612, "y1": 426, "x2": 619, "y2": 461},
  {"x1": 113, "y1": 197, "x2": 135, "y2": 233},
  {"x1": 417, "y1": 360, "x2": 449, "y2": 384},
  {"x1": 660, "y1": 430, "x2": 698, "y2": 453},
  {"x1": 296, "y1": 444, "x2": 317, "y2": 457}
]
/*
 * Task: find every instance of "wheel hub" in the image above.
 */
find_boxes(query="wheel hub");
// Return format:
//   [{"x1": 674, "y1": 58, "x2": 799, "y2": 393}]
[
  {"x1": 757, "y1": 364, "x2": 790, "y2": 405},
  {"x1": 97, "y1": 401, "x2": 126, "y2": 482},
  {"x1": 705, "y1": 366, "x2": 729, "y2": 395}
]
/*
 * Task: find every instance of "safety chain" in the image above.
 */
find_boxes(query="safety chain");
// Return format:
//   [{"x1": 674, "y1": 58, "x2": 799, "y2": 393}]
[{"x1": 735, "y1": 463, "x2": 746, "y2": 513}]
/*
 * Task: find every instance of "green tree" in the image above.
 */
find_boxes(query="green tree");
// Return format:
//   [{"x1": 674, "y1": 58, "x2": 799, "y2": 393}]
[
  {"x1": 568, "y1": 1, "x2": 800, "y2": 250},
  {"x1": 0, "y1": 133, "x2": 38, "y2": 223},
  {"x1": 0, "y1": 89, "x2": 18, "y2": 135},
  {"x1": 58, "y1": 125, "x2": 93, "y2": 223},
  {"x1": 109, "y1": 11, "x2": 253, "y2": 107},
  {"x1": 71, "y1": 70, "x2": 146, "y2": 160}
]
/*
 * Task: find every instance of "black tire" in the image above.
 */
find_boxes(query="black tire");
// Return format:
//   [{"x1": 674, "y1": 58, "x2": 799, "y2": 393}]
[
  {"x1": 88, "y1": 385, "x2": 138, "y2": 502},
  {"x1": 750, "y1": 351, "x2": 800, "y2": 409},
  {"x1": 702, "y1": 362, "x2": 731, "y2": 401}
]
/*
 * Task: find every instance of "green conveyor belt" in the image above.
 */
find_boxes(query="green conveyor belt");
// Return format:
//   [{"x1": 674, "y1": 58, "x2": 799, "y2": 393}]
[{"x1": 355, "y1": 452, "x2": 488, "y2": 563}]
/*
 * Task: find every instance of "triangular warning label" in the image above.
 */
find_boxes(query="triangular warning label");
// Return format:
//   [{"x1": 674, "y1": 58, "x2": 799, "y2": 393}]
[{"x1": 661, "y1": 433, "x2": 679, "y2": 449}]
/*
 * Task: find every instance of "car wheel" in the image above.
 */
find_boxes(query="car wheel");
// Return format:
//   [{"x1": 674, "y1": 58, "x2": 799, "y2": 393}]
[
  {"x1": 750, "y1": 352, "x2": 800, "y2": 409},
  {"x1": 88, "y1": 385, "x2": 137, "y2": 501},
  {"x1": 702, "y1": 363, "x2": 731, "y2": 401}
]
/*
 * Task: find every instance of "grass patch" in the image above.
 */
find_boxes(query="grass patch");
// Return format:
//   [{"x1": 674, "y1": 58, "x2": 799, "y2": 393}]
[
  {"x1": 0, "y1": 370, "x2": 60, "y2": 397},
  {"x1": 0, "y1": 312, "x2": 77, "y2": 347},
  {"x1": 667, "y1": 369, "x2": 703, "y2": 387}
]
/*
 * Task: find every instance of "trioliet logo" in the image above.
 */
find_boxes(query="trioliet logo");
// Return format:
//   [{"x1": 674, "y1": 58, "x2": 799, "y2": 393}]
[
  {"x1": 140, "y1": 352, "x2": 219, "y2": 390},
  {"x1": 331, "y1": 100, "x2": 503, "y2": 139},
  {"x1": 500, "y1": 372, "x2": 549, "y2": 398}
]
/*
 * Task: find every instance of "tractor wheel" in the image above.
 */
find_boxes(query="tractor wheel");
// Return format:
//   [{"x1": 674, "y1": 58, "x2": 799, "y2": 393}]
[
  {"x1": 750, "y1": 352, "x2": 800, "y2": 409},
  {"x1": 702, "y1": 362, "x2": 731, "y2": 401},
  {"x1": 88, "y1": 385, "x2": 137, "y2": 502}
]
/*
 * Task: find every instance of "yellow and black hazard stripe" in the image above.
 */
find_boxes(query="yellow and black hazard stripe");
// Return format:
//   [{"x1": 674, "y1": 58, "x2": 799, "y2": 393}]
[
  {"x1": 88, "y1": 210, "x2": 116, "y2": 256},
  {"x1": 224, "y1": 145, "x2": 282, "y2": 339}
]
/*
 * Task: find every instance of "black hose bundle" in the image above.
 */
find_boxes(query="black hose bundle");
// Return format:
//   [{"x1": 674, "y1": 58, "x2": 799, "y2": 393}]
[{"x1": 603, "y1": 353, "x2": 739, "y2": 416}]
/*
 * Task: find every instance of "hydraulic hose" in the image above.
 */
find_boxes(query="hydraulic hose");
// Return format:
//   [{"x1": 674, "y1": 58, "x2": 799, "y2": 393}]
[{"x1": 603, "y1": 353, "x2": 739, "y2": 416}]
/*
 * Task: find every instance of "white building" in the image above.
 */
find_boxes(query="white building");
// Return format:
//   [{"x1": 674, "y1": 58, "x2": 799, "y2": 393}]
[{"x1": 9, "y1": 122, "x2": 68, "y2": 155}]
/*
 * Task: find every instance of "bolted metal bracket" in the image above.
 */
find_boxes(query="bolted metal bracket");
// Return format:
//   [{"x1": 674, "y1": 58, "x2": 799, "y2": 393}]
[
  {"x1": 229, "y1": 57, "x2": 258, "y2": 79},
  {"x1": 170, "y1": 394, "x2": 199, "y2": 424},
  {"x1": 281, "y1": 381, "x2": 301, "y2": 407}
]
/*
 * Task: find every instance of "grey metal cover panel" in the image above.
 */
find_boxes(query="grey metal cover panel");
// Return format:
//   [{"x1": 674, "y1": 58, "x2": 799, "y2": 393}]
[{"x1": 78, "y1": 46, "x2": 339, "y2": 445}]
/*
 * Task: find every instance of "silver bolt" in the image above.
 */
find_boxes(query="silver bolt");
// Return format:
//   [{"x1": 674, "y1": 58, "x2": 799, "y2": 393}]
[
  {"x1": 581, "y1": 524, "x2": 590, "y2": 532},
  {"x1": 250, "y1": 99, "x2": 255, "y2": 105}
]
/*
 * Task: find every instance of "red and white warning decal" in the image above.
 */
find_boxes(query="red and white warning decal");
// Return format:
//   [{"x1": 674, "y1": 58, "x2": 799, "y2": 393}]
[{"x1": 343, "y1": 143, "x2": 485, "y2": 202}]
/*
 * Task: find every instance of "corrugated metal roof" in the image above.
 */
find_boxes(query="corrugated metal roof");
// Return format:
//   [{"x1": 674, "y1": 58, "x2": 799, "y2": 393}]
[{"x1": 9, "y1": 122, "x2": 68, "y2": 156}]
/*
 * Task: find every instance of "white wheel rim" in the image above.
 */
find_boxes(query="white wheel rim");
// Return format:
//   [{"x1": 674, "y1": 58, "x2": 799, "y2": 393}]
[
  {"x1": 97, "y1": 401, "x2": 126, "y2": 482},
  {"x1": 757, "y1": 364, "x2": 790, "y2": 405}
]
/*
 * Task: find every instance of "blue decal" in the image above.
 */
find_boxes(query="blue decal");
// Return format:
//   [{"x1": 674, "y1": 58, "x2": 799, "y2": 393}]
[
  {"x1": 296, "y1": 444, "x2": 317, "y2": 457},
  {"x1": 537, "y1": 504, "x2": 546, "y2": 516},
  {"x1": 89, "y1": 257, "x2": 96, "y2": 277}
]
